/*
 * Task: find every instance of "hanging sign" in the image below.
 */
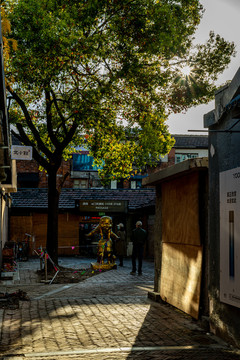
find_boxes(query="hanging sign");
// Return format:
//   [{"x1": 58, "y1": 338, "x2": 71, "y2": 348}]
[
  {"x1": 11, "y1": 145, "x2": 32, "y2": 160},
  {"x1": 76, "y1": 200, "x2": 128, "y2": 213}
]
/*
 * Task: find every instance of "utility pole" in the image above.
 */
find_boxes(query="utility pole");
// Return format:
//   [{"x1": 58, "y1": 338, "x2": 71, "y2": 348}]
[{"x1": 0, "y1": 8, "x2": 10, "y2": 181}]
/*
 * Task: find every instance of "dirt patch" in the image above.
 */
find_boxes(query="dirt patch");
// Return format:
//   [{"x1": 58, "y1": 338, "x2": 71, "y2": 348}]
[
  {"x1": 0, "y1": 289, "x2": 29, "y2": 309},
  {"x1": 36, "y1": 266, "x2": 109, "y2": 284}
]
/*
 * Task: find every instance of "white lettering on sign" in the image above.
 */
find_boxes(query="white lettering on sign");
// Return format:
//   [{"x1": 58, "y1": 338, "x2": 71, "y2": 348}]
[{"x1": 220, "y1": 166, "x2": 240, "y2": 309}]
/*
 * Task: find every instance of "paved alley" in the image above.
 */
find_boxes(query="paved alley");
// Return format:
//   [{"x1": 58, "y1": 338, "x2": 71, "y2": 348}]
[{"x1": 0, "y1": 257, "x2": 240, "y2": 360}]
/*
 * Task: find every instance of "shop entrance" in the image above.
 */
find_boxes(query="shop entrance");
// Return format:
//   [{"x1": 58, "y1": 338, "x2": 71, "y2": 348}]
[
  {"x1": 78, "y1": 214, "x2": 126, "y2": 257},
  {"x1": 79, "y1": 216, "x2": 101, "y2": 256}
]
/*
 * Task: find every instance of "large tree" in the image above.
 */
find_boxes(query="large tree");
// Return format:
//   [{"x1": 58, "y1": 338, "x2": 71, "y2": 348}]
[{"x1": 4, "y1": 0, "x2": 235, "y2": 263}]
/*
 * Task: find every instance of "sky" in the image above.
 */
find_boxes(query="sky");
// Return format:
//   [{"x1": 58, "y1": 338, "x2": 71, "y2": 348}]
[{"x1": 167, "y1": 0, "x2": 240, "y2": 134}]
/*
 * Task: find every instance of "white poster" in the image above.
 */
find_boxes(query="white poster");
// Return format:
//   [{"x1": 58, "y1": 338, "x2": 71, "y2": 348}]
[{"x1": 220, "y1": 167, "x2": 240, "y2": 308}]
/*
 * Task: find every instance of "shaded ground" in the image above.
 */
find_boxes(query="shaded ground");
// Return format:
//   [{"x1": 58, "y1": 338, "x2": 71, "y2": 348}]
[
  {"x1": 0, "y1": 289, "x2": 29, "y2": 309},
  {"x1": 37, "y1": 265, "x2": 109, "y2": 284},
  {"x1": 1, "y1": 258, "x2": 240, "y2": 359}
]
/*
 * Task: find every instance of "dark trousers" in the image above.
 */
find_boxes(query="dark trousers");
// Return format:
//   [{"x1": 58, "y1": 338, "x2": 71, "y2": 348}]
[
  {"x1": 132, "y1": 245, "x2": 144, "y2": 273},
  {"x1": 118, "y1": 255, "x2": 123, "y2": 266}
]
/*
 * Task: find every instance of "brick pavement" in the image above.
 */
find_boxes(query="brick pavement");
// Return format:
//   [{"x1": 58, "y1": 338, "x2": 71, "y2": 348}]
[{"x1": 0, "y1": 257, "x2": 240, "y2": 360}]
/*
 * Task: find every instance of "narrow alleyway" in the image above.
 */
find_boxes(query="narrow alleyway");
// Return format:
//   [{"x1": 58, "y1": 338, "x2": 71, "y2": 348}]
[{"x1": 0, "y1": 257, "x2": 239, "y2": 360}]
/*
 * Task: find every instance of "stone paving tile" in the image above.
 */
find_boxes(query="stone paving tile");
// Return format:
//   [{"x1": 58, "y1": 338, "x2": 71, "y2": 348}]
[
  {"x1": 2, "y1": 348, "x2": 240, "y2": 360},
  {"x1": 1, "y1": 257, "x2": 240, "y2": 360},
  {"x1": 0, "y1": 296, "x2": 231, "y2": 355}
]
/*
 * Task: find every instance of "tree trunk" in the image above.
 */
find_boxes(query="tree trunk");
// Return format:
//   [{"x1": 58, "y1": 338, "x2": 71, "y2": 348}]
[{"x1": 46, "y1": 169, "x2": 59, "y2": 265}]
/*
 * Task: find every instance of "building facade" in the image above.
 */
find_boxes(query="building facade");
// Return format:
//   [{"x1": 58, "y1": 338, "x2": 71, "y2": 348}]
[
  {"x1": 10, "y1": 188, "x2": 155, "y2": 258},
  {"x1": 204, "y1": 67, "x2": 240, "y2": 348},
  {"x1": 9, "y1": 134, "x2": 208, "y2": 260},
  {"x1": 143, "y1": 158, "x2": 209, "y2": 320},
  {"x1": 0, "y1": 16, "x2": 17, "y2": 272}
]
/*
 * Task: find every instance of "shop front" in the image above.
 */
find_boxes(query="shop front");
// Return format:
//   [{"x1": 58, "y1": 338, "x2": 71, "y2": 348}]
[
  {"x1": 10, "y1": 188, "x2": 155, "y2": 257},
  {"x1": 76, "y1": 200, "x2": 128, "y2": 256}
]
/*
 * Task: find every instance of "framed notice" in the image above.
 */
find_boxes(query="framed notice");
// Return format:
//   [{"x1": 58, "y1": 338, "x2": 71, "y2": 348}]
[
  {"x1": 77, "y1": 200, "x2": 128, "y2": 213},
  {"x1": 220, "y1": 167, "x2": 240, "y2": 308},
  {"x1": 11, "y1": 145, "x2": 32, "y2": 160}
]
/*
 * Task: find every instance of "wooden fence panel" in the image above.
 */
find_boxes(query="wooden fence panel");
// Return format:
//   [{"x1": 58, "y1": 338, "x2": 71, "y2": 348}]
[
  {"x1": 10, "y1": 216, "x2": 33, "y2": 243},
  {"x1": 160, "y1": 242, "x2": 202, "y2": 319},
  {"x1": 162, "y1": 172, "x2": 200, "y2": 246}
]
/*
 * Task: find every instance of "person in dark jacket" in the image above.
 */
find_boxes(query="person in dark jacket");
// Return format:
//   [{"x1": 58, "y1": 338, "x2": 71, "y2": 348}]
[
  {"x1": 130, "y1": 221, "x2": 147, "y2": 275},
  {"x1": 115, "y1": 223, "x2": 126, "y2": 266}
]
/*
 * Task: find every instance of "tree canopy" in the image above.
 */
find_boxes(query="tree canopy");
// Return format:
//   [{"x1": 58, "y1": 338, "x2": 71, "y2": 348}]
[
  {"x1": 2, "y1": 0, "x2": 235, "y2": 263},
  {"x1": 4, "y1": 0, "x2": 235, "y2": 182},
  {"x1": 1, "y1": 3, "x2": 17, "y2": 61}
]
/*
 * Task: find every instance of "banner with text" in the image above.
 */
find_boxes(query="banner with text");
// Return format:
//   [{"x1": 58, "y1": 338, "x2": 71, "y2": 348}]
[{"x1": 220, "y1": 167, "x2": 240, "y2": 308}]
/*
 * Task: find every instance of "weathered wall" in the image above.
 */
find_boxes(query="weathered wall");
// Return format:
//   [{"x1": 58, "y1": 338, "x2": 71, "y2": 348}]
[
  {"x1": 161, "y1": 172, "x2": 200, "y2": 246},
  {"x1": 159, "y1": 172, "x2": 206, "y2": 319},
  {"x1": 0, "y1": 194, "x2": 11, "y2": 271},
  {"x1": 147, "y1": 214, "x2": 155, "y2": 258},
  {"x1": 153, "y1": 186, "x2": 162, "y2": 293},
  {"x1": 208, "y1": 108, "x2": 240, "y2": 348},
  {"x1": 16, "y1": 159, "x2": 74, "y2": 188},
  {"x1": 151, "y1": 167, "x2": 208, "y2": 319},
  {"x1": 10, "y1": 213, "x2": 80, "y2": 256},
  {"x1": 10, "y1": 210, "x2": 152, "y2": 258}
]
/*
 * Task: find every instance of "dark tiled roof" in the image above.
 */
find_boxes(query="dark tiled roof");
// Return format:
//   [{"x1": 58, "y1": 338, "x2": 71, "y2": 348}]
[
  {"x1": 173, "y1": 135, "x2": 208, "y2": 149},
  {"x1": 11, "y1": 188, "x2": 156, "y2": 210},
  {"x1": 11, "y1": 133, "x2": 22, "y2": 145}
]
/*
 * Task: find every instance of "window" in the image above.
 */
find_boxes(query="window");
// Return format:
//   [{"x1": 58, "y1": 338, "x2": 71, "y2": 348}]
[
  {"x1": 72, "y1": 153, "x2": 99, "y2": 171},
  {"x1": 175, "y1": 153, "x2": 198, "y2": 164},
  {"x1": 131, "y1": 179, "x2": 142, "y2": 189},
  {"x1": 110, "y1": 179, "x2": 124, "y2": 189},
  {"x1": 111, "y1": 180, "x2": 117, "y2": 189},
  {"x1": 73, "y1": 179, "x2": 88, "y2": 189},
  {"x1": 17, "y1": 172, "x2": 39, "y2": 188},
  {"x1": 131, "y1": 181, "x2": 136, "y2": 189}
]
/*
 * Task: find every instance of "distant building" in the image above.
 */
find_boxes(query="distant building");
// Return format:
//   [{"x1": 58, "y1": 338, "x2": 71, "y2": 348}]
[
  {"x1": 204, "y1": 67, "x2": 240, "y2": 348},
  {"x1": 147, "y1": 134, "x2": 208, "y2": 175},
  {"x1": 9, "y1": 133, "x2": 208, "y2": 259},
  {"x1": 13, "y1": 134, "x2": 208, "y2": 190}
]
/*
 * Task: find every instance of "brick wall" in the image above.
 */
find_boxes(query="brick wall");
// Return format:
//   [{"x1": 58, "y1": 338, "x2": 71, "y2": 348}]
[
  {"x1": 16, "y1": 159, "x2": 74, "y2": 188},
  {"x1": 147, "y1": 148, "x2": 175, "y2": 175},
  {"x1": 16, "y1": 147, "x2": 177, "y2": 189}
]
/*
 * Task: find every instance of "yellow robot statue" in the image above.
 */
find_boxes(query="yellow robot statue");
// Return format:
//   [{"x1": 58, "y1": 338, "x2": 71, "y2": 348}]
[{"x1": 86, "y1": 216, "x2": 119, "y2": 269}]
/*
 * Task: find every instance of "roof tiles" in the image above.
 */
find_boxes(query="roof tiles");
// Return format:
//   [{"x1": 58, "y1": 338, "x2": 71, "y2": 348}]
[
  {"x1": 11, "y1": 188, "x2": 156, "y2": 210},
  {"x1": 173, "y1": 135, "x2": 208, "y2": 148}
]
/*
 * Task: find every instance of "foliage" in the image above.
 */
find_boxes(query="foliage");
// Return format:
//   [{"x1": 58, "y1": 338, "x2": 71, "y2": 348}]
[
  {"x1": 4, "y1": 0, "x2": 235, "y2": 183},
  {"x1": 1, "y1": 3, "x2": 17, "y2": 62}
]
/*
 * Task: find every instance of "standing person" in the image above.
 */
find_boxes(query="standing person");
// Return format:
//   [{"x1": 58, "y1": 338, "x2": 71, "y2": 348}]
[
  {"x1": 130, "y1": 221, "x2": 147, "y2": 276},
  {"x1": 115, "y1": 223, "x2": 126, "y2": 266}
]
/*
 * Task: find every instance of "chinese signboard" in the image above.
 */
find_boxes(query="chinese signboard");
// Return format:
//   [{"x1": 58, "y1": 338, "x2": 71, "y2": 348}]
[
  {"x1": 220, "y1": 167, "x2": 240, "y2": 308},
  {"x1": 77, "y1": 200, "x2": 128, "y2": 213},
  {"x1": 11, "y1": 145, "x2": 32, "y2": 160}
]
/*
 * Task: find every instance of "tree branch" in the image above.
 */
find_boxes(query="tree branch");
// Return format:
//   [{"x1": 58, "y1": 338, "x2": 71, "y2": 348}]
[
  {"x1": 57, "y1": 121, "x2": 78, "y2": 154},
  {"x1": 45, "y1": 89, "x2": 61, "y2": 147},
  {"x1": 7, "y1": 85, "x2": 53, "y2": 159},
  {"x1": 57, "y1": 171, "x2": 70, "y2": 192},
  {"x1": 12, "y1": 127, "x2": 50, "y2": 170},
  {"x1": 50, "y1": 89, "x2": 68, "y2": 135}
]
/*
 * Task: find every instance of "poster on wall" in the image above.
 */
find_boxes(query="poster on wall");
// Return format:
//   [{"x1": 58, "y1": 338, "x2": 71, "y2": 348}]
[{"x1": 220, "y1": 167, "x2": 240, "y2": 308}]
